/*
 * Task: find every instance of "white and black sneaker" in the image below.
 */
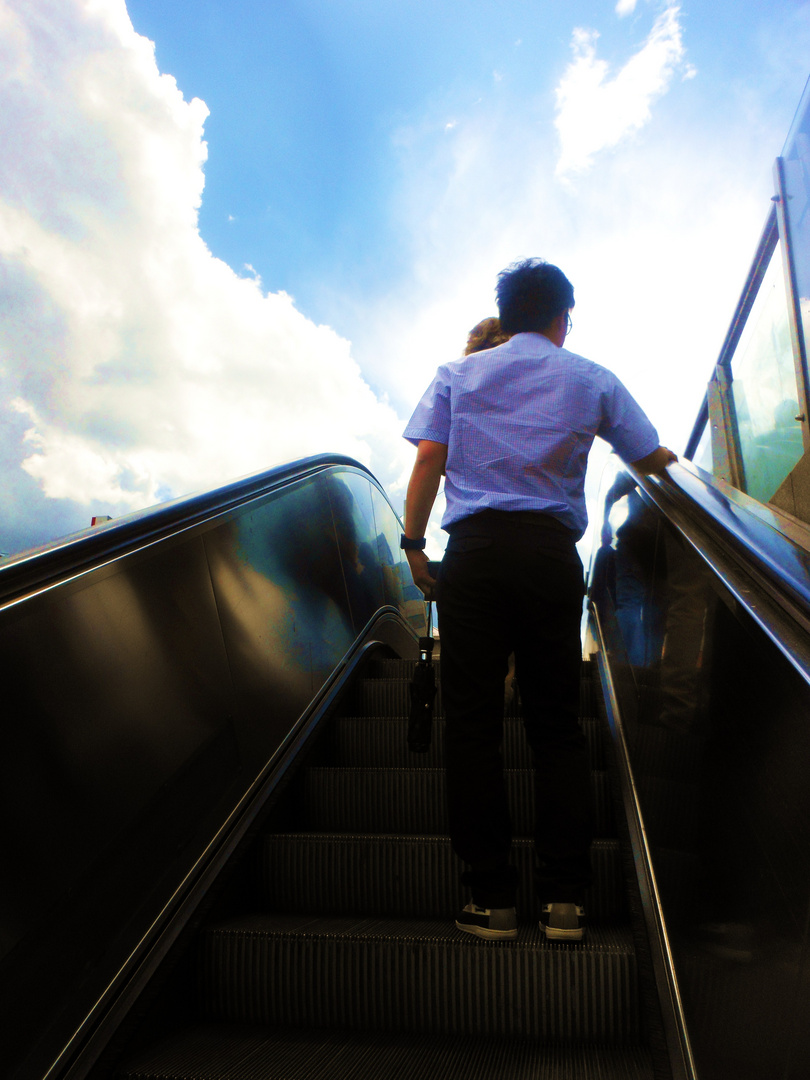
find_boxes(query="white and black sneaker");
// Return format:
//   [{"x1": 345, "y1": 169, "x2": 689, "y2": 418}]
[
  {"x1": 455, "y1": 903, "x2": 518, "y2": 940},
  {"x1": 540, "y1": 902, "x2": 586, "y2": 941}
]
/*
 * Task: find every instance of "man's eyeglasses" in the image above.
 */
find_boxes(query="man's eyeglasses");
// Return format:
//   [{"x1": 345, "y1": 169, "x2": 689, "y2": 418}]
[{"x1": 565, "y1": 313, "x2": 573, "y2": 336}]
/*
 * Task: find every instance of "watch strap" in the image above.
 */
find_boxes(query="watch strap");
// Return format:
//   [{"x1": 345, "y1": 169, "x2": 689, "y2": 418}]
[{"x1": 400, "y1": 534, "x2": 427, "y2": 550}]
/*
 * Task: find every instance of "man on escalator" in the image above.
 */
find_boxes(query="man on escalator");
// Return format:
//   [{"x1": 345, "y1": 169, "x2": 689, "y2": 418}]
[{"x1": 401, "y1": 257, "x2": 675, "y2": 941}]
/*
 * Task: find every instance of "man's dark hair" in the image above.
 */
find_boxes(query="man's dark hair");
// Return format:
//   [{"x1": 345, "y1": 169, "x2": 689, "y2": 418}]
[{"x1": 496, "y1": 258, "x2": 574, "y2": 335}]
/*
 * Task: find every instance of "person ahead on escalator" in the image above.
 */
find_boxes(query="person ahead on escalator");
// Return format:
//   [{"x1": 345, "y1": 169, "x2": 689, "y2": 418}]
[
  {"x1": 463, "y1": 315, "x2": 510, "y2": 355},
  {"x1": 401, "y1": 258, "x2": 676, "y2": 942}
]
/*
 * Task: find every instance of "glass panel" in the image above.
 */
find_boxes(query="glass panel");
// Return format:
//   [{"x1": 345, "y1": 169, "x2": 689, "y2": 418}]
[
  {"x1": 782, "y1": 81, "x2": 810, "y2": 363},
  {"x1": 730, "y1": 240, "x2": 803, "y2": 503}
]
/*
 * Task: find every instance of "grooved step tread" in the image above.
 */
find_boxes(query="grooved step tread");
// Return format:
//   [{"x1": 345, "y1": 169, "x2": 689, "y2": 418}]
[
  {"x1": 367, "y1": 656, "x2": 596, "y2": 682},
  {"x1": 206, "y1": 913, "x2": 633, "y2": 948},
  {"x1": 262, "y1": 834, "x2": 627, "y2": 923},
  {"x1": 332, "y1": 716, "x2": 605, "y2": 770},
  {"x1": 113, "y1": 655, "x2": 645, "y2": 1077},
  {"x1": 202, "y1": 917, "x2": 639, "y2": 1042},
  {"x1": 117, "y1": 1023, "x2": 655, "y2": 1080},
  {"x1": 305, "y1": 767, "x2": 615, "y2": 837},
  {"x1": 346, "y1": 678, "x2": 595, "y2": 720}
]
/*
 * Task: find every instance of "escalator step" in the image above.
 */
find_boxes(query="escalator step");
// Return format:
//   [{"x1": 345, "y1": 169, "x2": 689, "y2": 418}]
[
  {"x1": 304, "y1": 767, "x2": 615, "y2": 837},
  {"x1": 262, "y1": 834, "x2": 627, "y2": 923},
  {"x1": 332, "y1": 716, "x2": 604, "y2": 770},
  {"x1": 346, "y1": 677, "x2": 446, "y2": 718},
  {"x1": 201, "y1": 916, "x2": 640, "y2": 1043},
  {"x1": 113, "y1": 656, "x2": 649, "y2": 1080},
  {"x1": 117, "y1": 1023, "x2": 655, "y2": 1080},
  {"x1": 345, "y1": 678, "x2": 595, "y2": 719},
  {"x1": 367, "y1": 656, "x2": 595, "y2": 680}
]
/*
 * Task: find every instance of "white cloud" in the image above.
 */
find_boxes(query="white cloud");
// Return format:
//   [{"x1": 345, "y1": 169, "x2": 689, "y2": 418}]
[
  {"x1": 616, "y1": 0, "x2": 638, "y2": 16},
  {"x1": 0, "y1": 0, "x2": 409, "y2": 548},
  {"x1": 555, "y1": 4, "x2": 688, "y2": 178}
]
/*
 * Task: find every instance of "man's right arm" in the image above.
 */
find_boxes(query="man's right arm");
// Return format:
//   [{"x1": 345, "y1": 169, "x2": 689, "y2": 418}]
[
  {"x1": 631, "y1": 446, "x2": 678, "y2": 474},
  {"x1": 403, "y1": 439, "x2": 448, "y2": 598}
]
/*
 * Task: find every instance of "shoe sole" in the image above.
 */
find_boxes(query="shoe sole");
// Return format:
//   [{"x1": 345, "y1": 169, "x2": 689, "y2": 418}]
[
  {"x1": 455, "y1": 920, "x2": 518, "y2": 940},
  {"x1": 542, "y1": 925, "x2": 585, "y2": 942}
]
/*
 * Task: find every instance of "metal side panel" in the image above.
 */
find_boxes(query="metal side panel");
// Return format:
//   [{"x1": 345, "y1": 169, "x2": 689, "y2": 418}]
[{"x1": 0, "y1": 459, "x2": 424, "y2": 1080}]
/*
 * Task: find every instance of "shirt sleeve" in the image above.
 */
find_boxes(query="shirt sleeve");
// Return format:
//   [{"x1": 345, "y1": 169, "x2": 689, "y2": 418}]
[
  {"x1": 597, "y1": 373, "x2": 660, "y2": 463},
  {"x1": 402, "y1": 366, "x2": 452, "y2": 447}
]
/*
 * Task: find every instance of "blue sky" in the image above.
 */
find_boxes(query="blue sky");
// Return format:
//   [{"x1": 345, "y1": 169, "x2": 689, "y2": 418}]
[
  {"x1": 126, "y1": 0, "x2": 796, "y2": 312},
  {"x1": 1, "y1": 0, "x2": 809, "y2": 556},
  {"x1": 124, "y1": 0, "x2": 806, "y2": 323}
]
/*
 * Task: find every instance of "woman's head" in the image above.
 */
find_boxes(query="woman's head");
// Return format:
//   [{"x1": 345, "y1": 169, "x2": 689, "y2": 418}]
[{"x1": 465, "y1": 316, "x2": 510, "y2": 355}]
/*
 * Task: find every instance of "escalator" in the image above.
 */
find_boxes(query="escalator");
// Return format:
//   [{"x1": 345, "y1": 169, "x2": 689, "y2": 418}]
[
  {"x1": 3, "y1": 454, "x2": 810, "y2": 1080},
  {"x1": 0, "y1": 446, "x2": 679, "y2": 1080},
  {"x1": 108, "y1": 653, "x2": 659, "y2": 1080},
  {"x1": 2, "y1": 454, "x2": 808, "y2": 1066},
  {"x1": 6, "y1": 77, "x2": 810, "y2": 1080}
]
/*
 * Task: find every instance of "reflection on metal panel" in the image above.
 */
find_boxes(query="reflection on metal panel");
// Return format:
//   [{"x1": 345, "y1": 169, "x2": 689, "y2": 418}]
[
  {"x1": 367, "y1": 481, "x2": 426, "y2": 631},
  {"x1": 330, "y1": 468, "x2": 388, "y2": 631},
  {"x1": 589, "y1": 455, "x2": 810, "y2": 1080},
  {"x1": 0, "y1": 459, "x2": 424, "y2": 1080},
  {"x1": 0, "y1": 536, "x2": 235, "y2": 963},
  {"x1": 204, "y1": 474, "x2": 357, "y2": 766}
]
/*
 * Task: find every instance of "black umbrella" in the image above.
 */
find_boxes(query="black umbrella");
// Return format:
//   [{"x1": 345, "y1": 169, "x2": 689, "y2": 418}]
[{"x1": 408, "y1": 605, "x2": 436, "y2": 753}]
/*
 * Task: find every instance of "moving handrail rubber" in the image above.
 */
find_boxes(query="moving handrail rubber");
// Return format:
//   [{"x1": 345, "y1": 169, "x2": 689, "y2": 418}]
[
  {"x1": 0, "y1": 453, "x2": 374, "y2": 608},
  {"x1": 628, "y1": 458, "x2": 810, "y2": 683}
]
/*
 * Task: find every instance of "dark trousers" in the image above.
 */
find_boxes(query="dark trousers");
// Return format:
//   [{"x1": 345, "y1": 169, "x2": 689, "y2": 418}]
[{"x1": 437, "y1": 511, "x2": 594, "y2": 910}]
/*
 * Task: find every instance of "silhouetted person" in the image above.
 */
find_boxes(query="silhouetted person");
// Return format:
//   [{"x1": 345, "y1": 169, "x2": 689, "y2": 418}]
[{"x1": 401, "y1": 258, "x2": 675, "y2": 941}]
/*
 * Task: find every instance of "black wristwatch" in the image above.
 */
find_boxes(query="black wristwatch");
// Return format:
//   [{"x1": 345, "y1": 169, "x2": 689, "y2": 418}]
[{"x1": 400, "y1": 534, "x2": 426, "y2": 550}]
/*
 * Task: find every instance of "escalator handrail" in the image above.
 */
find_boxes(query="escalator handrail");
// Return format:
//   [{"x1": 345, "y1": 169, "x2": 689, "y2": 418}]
[
  {"x1": 630, "y1": 457, "x2": 810, "y2": 676},
  {"x1": 0, "y1": 453, "x2": 376, "y2": 607}
]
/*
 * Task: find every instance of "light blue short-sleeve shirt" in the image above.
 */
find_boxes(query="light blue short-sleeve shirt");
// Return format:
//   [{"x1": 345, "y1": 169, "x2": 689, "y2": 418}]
[{"x1": 403, "y1": 332, "x2": 659, "y2": 538}]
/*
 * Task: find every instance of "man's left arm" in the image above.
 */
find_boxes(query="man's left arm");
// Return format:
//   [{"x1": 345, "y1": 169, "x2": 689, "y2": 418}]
[
  {"x1": 403, "y1": 439, "x2": 448, "y2": 598},
  {"x1": 631, "y1": 445, "x2": 677, "y2": 474},
  {"x1": 600, "y1": 375, "x2": 676, "y2": 477}
]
